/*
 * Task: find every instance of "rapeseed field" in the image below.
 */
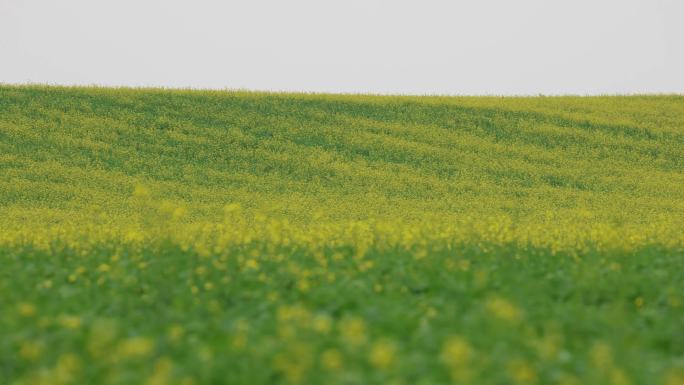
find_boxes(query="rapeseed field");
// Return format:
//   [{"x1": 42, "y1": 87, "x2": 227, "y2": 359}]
[{"x1": 1, "y1": 85, "x2": 683, "y2": 385}]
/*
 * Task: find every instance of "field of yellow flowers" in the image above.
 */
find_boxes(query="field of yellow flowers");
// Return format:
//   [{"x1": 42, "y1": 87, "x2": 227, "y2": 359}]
[{"x1": 1, "y1": 85, "x2": 684, "y2": 385}]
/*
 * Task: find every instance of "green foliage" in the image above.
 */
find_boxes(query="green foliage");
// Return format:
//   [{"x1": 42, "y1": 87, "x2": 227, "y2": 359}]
[{"x1": 1, "y1": 85, "x2": 683, "y2": 385}]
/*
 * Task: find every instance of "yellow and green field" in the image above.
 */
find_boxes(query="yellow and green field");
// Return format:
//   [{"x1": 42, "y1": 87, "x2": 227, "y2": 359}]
[{"x1": 1, "y1": 85, "x2": 683, "y2": 385}]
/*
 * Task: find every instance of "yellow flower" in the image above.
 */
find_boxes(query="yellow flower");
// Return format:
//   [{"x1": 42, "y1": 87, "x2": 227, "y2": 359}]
[
  {"x1": 297, "y1": 279, "x2": 310, "y2": 293},
  {"x1": 507, "y1": 359, "x2": 538, "y2": 385},
  {"x1": 414, "y1": 248, "x2": 428, "y2": 260},
  {"x1": 117, "y1": 337, "x2": 155, "y2": 358},
  {"x1": 232, "y1": 333, "x2": 247, "y2": 350},
  {"x1": 223, "y1": 203, "x2": 242, "y2": 215},
  {"x1": 19, "y1": 340, "x2": 43, "y2": 361},
  {"x1": 97, "y1": 263, "x2": 111, "y2": 273},
  {"x1": 58, "y1": 314, "x2": 82, "y2": 330},
  {"x1": 668, "y1": 295, "x2": 682, "y2": 309},
  {"x1": 273, "y1": 343, "x2": 313, "y2": 384},
  {"x1": 609, "y1": 262, "x2": 622, "y2": 272},
  {"x1": 245, "y1": 259, "x2": 259, "y2": 270},
  {"x1": 312, "y1": 314, "x2": 332, "y2": 334},
  {"x1": 486, "y1": 296, "x2": 522, "y2": 323},
  {"x1": 320, "y1": 349, "x2": 343, "y2": 370},
  {"x1": 133, "y1": 185, "x2": 151, "y2": 198},
  {"x1": 231, "y1": 319, "x2": 250, "y2": 350},
  {"x1": 168, "y1": 324, "x2": 185, "y2": 343},
  {"x1": 590, "y1": 341, "x2": 613, "y2": 371},
  {"x1": 172, "y1": 206, "x2": 187, "y2": 220},
  {"x1": 146, "y1": 357, "x2": 174, "y2": 385},
  {"x1": 125, "y1": 230, "x2": 144, "y2": 242},
  {"x1": 369, "y1": 339, "x2": 397, "y2": 369},
  {"x1": 440, "y1": 336, "x2": 472, "y2": 367},
  {"x1": 634, "y1": 297, "x2": 644, "y2": 308},
  {"x1": 665, "y1": 368, "x2": 684, "y2": 385},
  {"x1": 609, "y1": 368, "x2": 631, "y2": 385},
  {"x1": 339, "y1": 317, "x2": 367, "y2": 347},
  {"x1": 277, "y1": 305, "x2": 312, "y2": 327},
  {"x1": 358, "y1": 260, "x2": 374, "y2": 272},
  {"x1": 534, "y1": 333, "x2": 561, "y2": 361},
  {"x1": 87, "y1": 319, "x2": 118, "y2": 357},
  {"x1": 54, "y1": 354, "x2": 82, "y2": 384},
  {"x1": 17, "y1": 302, "x2": 37, "y2": 317},
  {"x1": 440, "y1": 335, "x2": 473, "y2": 382}
]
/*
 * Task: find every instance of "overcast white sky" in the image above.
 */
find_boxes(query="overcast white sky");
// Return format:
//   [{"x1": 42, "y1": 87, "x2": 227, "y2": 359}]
[{"x1": 1, "y1": 0, "x2": 683, "y2": 95}]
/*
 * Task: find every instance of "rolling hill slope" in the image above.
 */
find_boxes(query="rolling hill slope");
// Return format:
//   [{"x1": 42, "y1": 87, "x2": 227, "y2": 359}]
[{"x1": 2, "y1": 86, "x2": 684, "y2": 235}]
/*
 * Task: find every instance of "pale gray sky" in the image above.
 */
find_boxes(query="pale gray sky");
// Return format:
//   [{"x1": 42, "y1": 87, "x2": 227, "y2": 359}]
[{"x1": 1, "y1": 0, "x2": 682, "y2": 95}]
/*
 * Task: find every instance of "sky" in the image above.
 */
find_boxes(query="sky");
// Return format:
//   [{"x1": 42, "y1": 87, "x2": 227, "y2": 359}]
[{"x1": 1, "y1": 0, "x2": 683, "y2": 95}]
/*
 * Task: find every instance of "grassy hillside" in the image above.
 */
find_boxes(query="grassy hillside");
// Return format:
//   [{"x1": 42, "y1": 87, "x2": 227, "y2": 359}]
[{"x1": 1, "y1": 85, "x2": 683, "y2": 385}]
